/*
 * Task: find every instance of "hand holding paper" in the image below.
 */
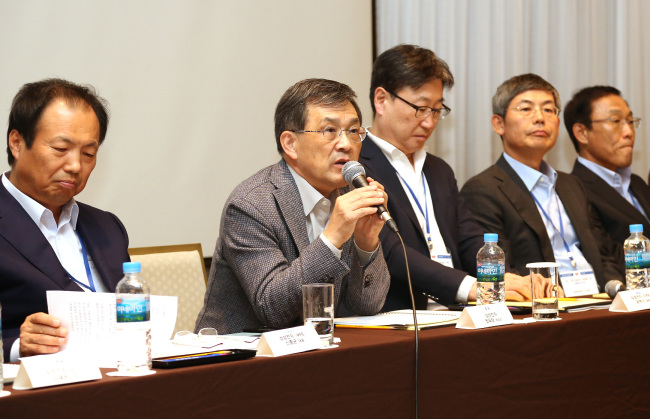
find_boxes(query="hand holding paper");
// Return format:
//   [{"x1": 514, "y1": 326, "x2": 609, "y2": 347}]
[{"x1": 19, "y1": 313, "x2": 68, "y2": 357}]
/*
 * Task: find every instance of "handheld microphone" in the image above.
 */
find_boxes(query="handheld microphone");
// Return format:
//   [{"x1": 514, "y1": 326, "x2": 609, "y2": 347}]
[
  {"x1": 604, "y1": 280, "x2": 626, "y2": 299},
  {"x1": 342, "y1": 161, "x2": 399, "y2": 233}
]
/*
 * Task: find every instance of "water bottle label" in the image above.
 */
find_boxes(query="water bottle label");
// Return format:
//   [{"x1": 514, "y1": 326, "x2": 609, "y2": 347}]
[
  {"x1": 477, "y1": 262, "x2": 505, "y2": 282},
  {"x1": 625, "y1": 252, "x2": 650, "y2": 269},
  {"x1": 116, "y1": 296, "x2": 150, "y2": 322}
]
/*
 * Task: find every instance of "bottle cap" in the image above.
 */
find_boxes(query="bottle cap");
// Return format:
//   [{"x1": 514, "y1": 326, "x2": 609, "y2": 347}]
[
  {"x1": 630, "y1": 224, "x2": 643, "y2": 233},
  {"x1": 484, "y1": 233, "x2": 498, "y2": 242},
  {"x1": 122, "y1": 262, "x2": 142, "y2": 273}
]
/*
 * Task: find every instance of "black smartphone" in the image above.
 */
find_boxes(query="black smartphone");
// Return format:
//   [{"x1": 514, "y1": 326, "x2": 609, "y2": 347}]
[{"x1": 152, "y1": 349, "x2": 257, "y2": 369}]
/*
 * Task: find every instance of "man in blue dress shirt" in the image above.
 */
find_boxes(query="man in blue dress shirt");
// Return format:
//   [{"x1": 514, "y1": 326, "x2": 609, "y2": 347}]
[{"x1": 461, "y1": 74, "x2": 623, "y2": 292}]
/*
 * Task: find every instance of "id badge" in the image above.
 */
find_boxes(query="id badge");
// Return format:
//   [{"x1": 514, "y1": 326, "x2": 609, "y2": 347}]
[
  {"x1": 431, "y1": 253, "x2": 454, "y2": 268},
  {"x1": 559, "y1": 269, "x2": 599, "y2": 297}
]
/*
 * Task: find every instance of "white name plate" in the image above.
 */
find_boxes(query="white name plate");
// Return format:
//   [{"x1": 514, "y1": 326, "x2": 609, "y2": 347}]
[
  {"x1": 256, "y1": 325, "x2": 322, "y2": 357},
  {"x1": 456, "y1": 303, "x2": 514, "y2": 329},
  {"x1": 13, "y1": 353, "x2": 102, "y2": 390},
  {"x1": 559, "y1": 270, "x2": 599, "y2": 297},
  {"x1": 610, "y1": 288, "x2": 650, "y2": 312}
]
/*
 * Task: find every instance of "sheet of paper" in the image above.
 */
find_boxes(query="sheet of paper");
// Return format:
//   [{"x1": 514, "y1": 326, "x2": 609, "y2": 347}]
[
  {"x1": 335, "y1": 310, "x2": 461, "y2": 327},
  {"x1": 2, "y1": 363, "x2": 20, "y2": 384},
  {"x1": 46, "y1": 291, "x2": 177, "y2": 368},
  {"x1": 502, "y1": 297, "x2": 610, "y2": 310}
]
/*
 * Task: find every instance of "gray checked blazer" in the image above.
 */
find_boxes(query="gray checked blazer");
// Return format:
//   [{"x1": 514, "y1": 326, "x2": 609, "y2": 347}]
[{"x1": 195, "y1": 159, "x2": 390, "y2": 334}]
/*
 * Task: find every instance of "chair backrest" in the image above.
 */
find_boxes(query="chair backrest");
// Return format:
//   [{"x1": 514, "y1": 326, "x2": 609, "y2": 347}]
[{"x1": 128, "y1": 243, "x2": 207, "y2": 335}]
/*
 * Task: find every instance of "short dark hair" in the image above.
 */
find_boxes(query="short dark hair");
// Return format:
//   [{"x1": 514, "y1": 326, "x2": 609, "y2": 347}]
[
  {"x1": 369, "y1": 44, "x2": 454, "y2": 114},
  {"x1": 274, "y1": 78, "x2": 362, "y2": 154},
  {"x1": 492, "y1": 73, "x2": 560, "y2": 117},
  {"x1": 6, "y1": 78, "x2": 109, "y2": 166},
  {"x1": 563, "y1": 85, "x2": 622, "y2": 152}
]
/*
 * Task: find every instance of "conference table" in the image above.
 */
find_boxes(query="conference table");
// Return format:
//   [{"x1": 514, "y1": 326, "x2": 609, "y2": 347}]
[{"x1": 2, "y1": 308, "x2": 649, "y2": 418}]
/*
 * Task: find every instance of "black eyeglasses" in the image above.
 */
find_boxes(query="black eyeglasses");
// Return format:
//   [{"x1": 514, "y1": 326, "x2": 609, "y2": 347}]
[{"x1": 387, "y1": 90, "x2": 451, "y2": 120}]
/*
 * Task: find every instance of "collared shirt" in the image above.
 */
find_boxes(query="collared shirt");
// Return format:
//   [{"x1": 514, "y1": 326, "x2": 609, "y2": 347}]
[
  {"x1": 367, "y1": 131, "x2": 475, "y2": 304},
  {"x1": 577, "y1": 156, "x2": 648, "y2": 219},
  {"x1": 503, "y1": 153, "x2": 592, "y2": 273},
  {"x1": 2, "y1": 172, "x2": 106, "y2": 293},
  {"x1": 286, "y1": 165, "x2": 376, "y2": 265},
  {"x1": 3, "y1": 172, "x2": 107, "y2": 362}
]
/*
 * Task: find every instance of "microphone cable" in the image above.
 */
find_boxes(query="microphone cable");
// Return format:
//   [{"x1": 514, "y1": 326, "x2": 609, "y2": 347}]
[
  {"x1": 395, "y1": 231, "x2": 419, "y2": 419},
  {"x1": 341, "y1": 161, "x2": 418, "y2": 417}
]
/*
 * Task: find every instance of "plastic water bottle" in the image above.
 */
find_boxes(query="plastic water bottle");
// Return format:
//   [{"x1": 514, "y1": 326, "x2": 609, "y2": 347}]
[
  {"x1": 115, "y1": 262, "x2": 151, "y2": 373},
  {"x1": 476, "y1": 233, "x2": 506, "y2": 305},
  {"x1": 624, "y1": 224, "x2": 650, "y2": 290}
]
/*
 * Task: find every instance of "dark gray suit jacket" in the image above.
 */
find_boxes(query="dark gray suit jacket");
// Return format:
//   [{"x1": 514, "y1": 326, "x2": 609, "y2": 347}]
[
  {"x1": 195, "y1": 160, "x2": 390, "y2": 334},
  {"x1": 0, "y1": 180, "x2": 129, "y2": 359},
  {"x1": 460, "y1": 155, "x2": 622, "y2": 291},
  {"x1": 572, "y1": 160, "x2": 650, "y2": 247}
]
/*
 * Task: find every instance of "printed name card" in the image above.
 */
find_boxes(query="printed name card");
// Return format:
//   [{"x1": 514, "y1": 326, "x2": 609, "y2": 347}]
[
  {"x1": 12, "y1": 353, "x2": 102, "y2": 390},
  {"x1": 431, "y1": 254, "x2": 453, "y2": 268},
  {"x1": 559, "y1": 270, "x2": 599, "y2": 297},
  {"x1": 610, "y1": 288, "x2": 650, "y2": 312},
  {"x1": 256, "y1": 325, "x2": 322, "y2": 357},
  {"x1": 456, "y1": 303, "x2": 514, "y2": 329}
]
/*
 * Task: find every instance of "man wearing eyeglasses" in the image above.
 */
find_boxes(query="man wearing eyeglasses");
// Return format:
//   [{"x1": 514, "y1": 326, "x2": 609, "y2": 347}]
[
  {"x1": 460, "y1": 74, "x2": 622, "y2": 292},
  {"x1": 565, "y1": 86, "x2": 650, "y2": 246},
  {"x1": 195, "y1": 78, "x2": 390, "y2": 334},
  {"x1": 359, "y1": 44, "x2": 531, "y2": 310}
]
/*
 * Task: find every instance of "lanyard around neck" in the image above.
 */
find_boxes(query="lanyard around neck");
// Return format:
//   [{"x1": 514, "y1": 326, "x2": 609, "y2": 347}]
[
  {"x1": 531, "y1": 193, "x2": 577, "y2": 268},
  {"x1": 65, "y1": 231, "x2": 96, "y2": 292},
  {"x1": 395, "y1": 170, "x2": 433, "y2": 250},
  {"x1": 629, "y1": 193, "x2": 650, "y2": 222}
]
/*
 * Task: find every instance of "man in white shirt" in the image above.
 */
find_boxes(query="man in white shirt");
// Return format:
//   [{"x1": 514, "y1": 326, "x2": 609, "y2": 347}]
[
  {"x1": 566, "y1": 86, "x2": 650, "y2": 248},
  {"x1": 461, "y1": 74, "x2": 622, "y2": 292},
  {"x1": 359, "y1": 44, "x2": 531, "y2": 310},
  {"x1": 195, "y1": 79, "x2": 390, "y2": 334},
  {"x1": 1, "y1": 78, "x2": 129, "y2": 361}
]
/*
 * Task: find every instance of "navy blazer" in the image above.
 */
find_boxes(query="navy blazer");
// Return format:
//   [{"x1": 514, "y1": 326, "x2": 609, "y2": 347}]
[
  {"x1": 0, "y1": 181, "x2": 129, "y2": 359},
  {"x1": 572, "y1": 160, "x2": 650, "y2": 247},
  {"x1": 460, "y1": 155, "x2": 623, "y2": 291},
  {"x1": 359, "y1": 138, "x2": 485, "y2": 309}
]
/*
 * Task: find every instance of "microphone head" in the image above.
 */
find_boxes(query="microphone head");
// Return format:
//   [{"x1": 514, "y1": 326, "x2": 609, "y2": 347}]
[
  {"x1": 605, "y1": 280, "x2": 625, "y2": 299},
  {"x1": 342, "y1": 161, "x2": 366, "y2": 185}
]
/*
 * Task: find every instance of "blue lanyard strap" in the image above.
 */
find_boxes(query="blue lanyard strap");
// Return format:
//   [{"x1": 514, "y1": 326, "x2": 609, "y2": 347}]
[
  {"x1": 65, "y1": 231, "x2": 96, "y2": 292},
  {"x1": 531, "y1": 193, "x2": 577, "y2": 268},
  {"x1": 629, "y1": 193, "x2": 649, "y2": 222},
  {"x1": 395, "y1": 170, "x2": 432, "y2": 249}
]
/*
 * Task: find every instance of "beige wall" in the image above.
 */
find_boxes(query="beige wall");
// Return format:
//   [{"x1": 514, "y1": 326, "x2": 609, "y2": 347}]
[{"x1": 0, "y1": 0, "x2": 374, "y2": 255}]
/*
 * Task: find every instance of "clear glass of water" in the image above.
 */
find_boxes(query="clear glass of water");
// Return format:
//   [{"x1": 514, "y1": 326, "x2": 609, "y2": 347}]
[
  {"x1": 302, "y1": 283, "x2": 334, "y2": 346},
  {"x1": 527, "y1": 262, "x2": 561, "y2": 320}
]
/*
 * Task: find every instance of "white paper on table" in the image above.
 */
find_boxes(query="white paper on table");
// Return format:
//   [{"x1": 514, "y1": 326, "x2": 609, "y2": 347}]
[{"x1": 46, "y1": 291, "x2": 177, "y2": 368}]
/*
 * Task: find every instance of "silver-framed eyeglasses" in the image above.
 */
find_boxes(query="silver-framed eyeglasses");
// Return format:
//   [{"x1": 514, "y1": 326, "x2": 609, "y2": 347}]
[
  {"x1": 591, "y1": 116, "x2": 641, "y2": 130},
  {"x1": 291, "y1": 125, "x2": 367, "y2": 143},
  {"x1": 387, "y1": 90, "x2": 451, "y2": 120},
  {"x1": 510, "y1": 105, "x2": 560, "y2": 118}
]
